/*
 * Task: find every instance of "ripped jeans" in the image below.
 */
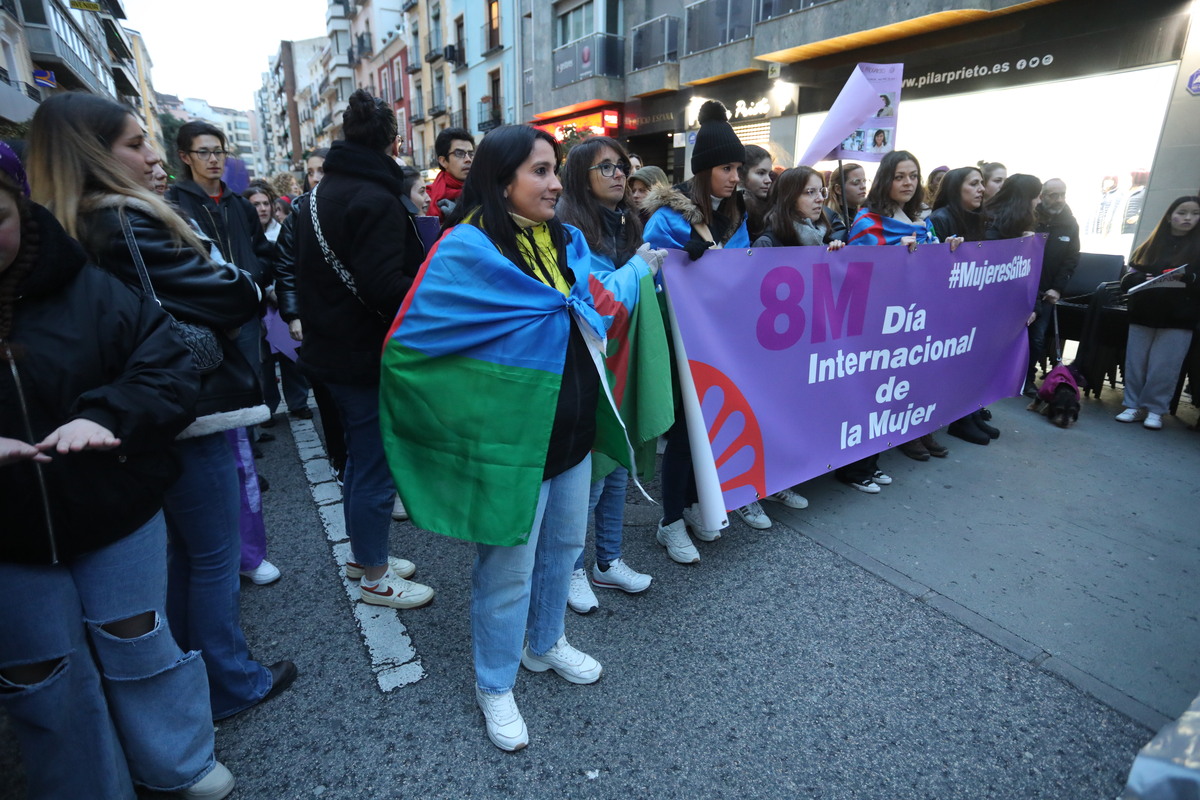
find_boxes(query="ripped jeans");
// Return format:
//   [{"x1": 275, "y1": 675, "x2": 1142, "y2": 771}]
[{"x1": 0, "y1": 512, "x2": 217, "y2": 798}]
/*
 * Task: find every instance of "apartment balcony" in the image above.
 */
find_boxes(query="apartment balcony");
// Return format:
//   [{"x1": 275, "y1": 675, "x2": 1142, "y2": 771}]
[
  {"x1": 424, "y1": 32, "x2": 444, "y2": 63},
  {"x1": 326, "y1": 0, "x2": 350, "y2": 23},
  {"x1": 0, "y1": 0, "x2": 18, "y2": 20},
  {"x1": 405, "y1": 59, "x2": 423, "y2": 74},
  {"x1": 552, "y1": 33, "x2": 623, "y2": 89},
  {"x1": 24, "y1": 25, "x2": 101, "y2": 93},
  {"x1": 480, "y1": 21, "x2": 502, "y2": 57},
  {"x1": 449, "y1": 40, "x2": 467, "y2": 70},
  {"x1": 329, "y1": 61, "x2": 354, "y2": 83},
  {"x1": 0, "y1": 67, "x2": 39, "y2": 124},
  {"x1": 100, "y1": 14, "x2": 134, "y2": 61},
  {"x1": 356, "y1": 33, "x2": 373, "y2": 60},
  {"x1": 628, "y1": 15, "x2": 680, "y2": 98},
  {"x1": 449, "y1": 109, "x2": 465, "y2": 129},
  {"x1": 319, "y1": 75, "x2": 334, "y2": 98},
  {"x1": 410, "y1": 101, "x2": 425, "y2": 123},
  {"x1": 319, "y1": 113, "x2": 333, "y2": 131},
  {"x1": 111, "y1": 58, "x2": 139, "y2": 97},
  {"x1": 679, "y1": 0, "x2": 754, "y2": 84},
  {"x1": 477, "y1": 96, "x2": 502, "y2": 132},
  {"x1": 401, "y1": 0, "x2": 417, "y2": 11},
  {"x1": 429, "y1": 102, "x2": 446, "y2": 118}
]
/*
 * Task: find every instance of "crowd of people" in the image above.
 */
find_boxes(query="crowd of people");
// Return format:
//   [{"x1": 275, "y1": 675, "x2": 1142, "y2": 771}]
[{"x1": 2, "y1": 87, "x2": 1198, "y2": 797}]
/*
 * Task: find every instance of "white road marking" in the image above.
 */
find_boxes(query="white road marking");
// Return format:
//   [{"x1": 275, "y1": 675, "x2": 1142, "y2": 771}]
[{"x1": 287, "y1": 415, "x2": 426, "y2": 690}]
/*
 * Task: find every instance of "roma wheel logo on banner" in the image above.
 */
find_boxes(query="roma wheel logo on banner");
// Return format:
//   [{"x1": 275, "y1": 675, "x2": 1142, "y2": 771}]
[{"x1": 689, "y1": 360, "x2": 766, "y2": 502}]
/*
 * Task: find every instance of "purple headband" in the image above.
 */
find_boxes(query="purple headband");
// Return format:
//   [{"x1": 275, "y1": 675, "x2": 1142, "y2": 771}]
[{"x1": 0, "y1": 142, "x2": 30, "y2": 198}]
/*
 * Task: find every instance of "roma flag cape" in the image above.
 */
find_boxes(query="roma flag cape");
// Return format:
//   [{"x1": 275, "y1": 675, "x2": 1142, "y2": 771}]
[
  {"x1": 380, "y1": 222, "x2": 669, "y2": 546},
  {"x1": 848, "y1": 208, "x2": 937, "y2": 246}
]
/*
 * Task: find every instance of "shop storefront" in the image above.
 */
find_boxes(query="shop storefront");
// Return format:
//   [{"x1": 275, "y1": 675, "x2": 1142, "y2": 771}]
[
  {"x1": 534, "y1": 107, "x2": 623, "y2": 143},
  {"x1": 784, "y1": 0, "x2": 1192, "y2": 256}
]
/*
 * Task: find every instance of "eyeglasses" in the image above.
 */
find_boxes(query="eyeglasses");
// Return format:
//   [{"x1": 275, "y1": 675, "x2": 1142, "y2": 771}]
[
  {"x1": 450, "y1": 148, "x2": 475, "y2": 160},
  {"x1": 802, "y1": 187, "x2": 829, "y2": 199},
  {"x1": 187, "y1": 149, "x2": 228, "y2": 160},
  {"x1": 589, "y1": 162, "x2": 630, "y2": 178}
]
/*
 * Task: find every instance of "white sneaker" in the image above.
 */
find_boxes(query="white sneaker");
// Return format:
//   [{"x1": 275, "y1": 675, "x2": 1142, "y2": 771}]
[
  {"x1": 734, "y1": 501, "x2": 772, "y2": 530},
  {"x1": 567, "y1": 568, "x2": 598, "y2": 614},
  {"x1": 391, "y1": 495, "x2": 409, "y2": 521},
  {"x1": 591, "y1": 558, "x2": 652, "y2": 593},
  {"x1": 180, "y1": 761, "x2": 235, "y2": 799},
  {"x1": 765, "y1": 488, "x2": 809, "y2": 509},
  {"x1": 521, "y1": 636, "x2": 602, "y2": 684},
  {"x1": 681, "y1": 503, "x2": 721, "y2": 542},
  {"x1": 345, "y1": 555, "x2": 416, "y2": 580},
  {"x1": 656, "y1": 518, "x2": 700, "y2": 563},
  {"x1": 1144, "y1": 412, "x2": 1164, "y2": 430},
  {"x1": 359, "y1": 569, "x2": 434, "y2": 609},
  {"x1": 872, "y1": 470, "x2": 893, "y2": 486},
  {"x1": 239, "y1": 559, "x2": 281, "y2": 585},
  {"x1": 1115, "y1": 407, "x2": 1144, "y2": 423},
  {"x1": 475, "y1": 687, "x2": 528, "y2": 752}
]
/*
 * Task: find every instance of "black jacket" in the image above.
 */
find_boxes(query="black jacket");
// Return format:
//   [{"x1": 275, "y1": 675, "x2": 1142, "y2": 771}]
[
  {"x1": 1121, "y1": 236, "x2": 1200, "y2": 330},
  {"x1": 167, "y1": 179, "x2": 276, "y2": 288},
  {"x1": 273, "y1": 192, "x2": 308, "y2": 322},
  {"x1": 80, "y1": 196, "x2": 264, "y2": 429},
  {"x1": 292, "y1": 141, "x2": 426, "y2": 385},
  {"x1": 1035, "y1": 204, "x2": 1081, "y2": 295},
  {"x1": 1, "y1": 205, "x2": 200, "y2": 564}
]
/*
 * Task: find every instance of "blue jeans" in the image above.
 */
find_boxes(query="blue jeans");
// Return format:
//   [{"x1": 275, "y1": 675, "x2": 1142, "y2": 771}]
[
  {"x1": 473, "y1": 455, "x2": 591, "y2": 694},
  {"x1": 0, "y1": 513, "x2": 217, "y2": 795},
  {"x1": 575, "y1": 466, "x2": 628, "y2": 570},
  {"x1": 326, "y1": 382, "x2": 395, "y2": 567},
  {"x1": 165, "y1": 433, "x2": 271, "y2": 720}
]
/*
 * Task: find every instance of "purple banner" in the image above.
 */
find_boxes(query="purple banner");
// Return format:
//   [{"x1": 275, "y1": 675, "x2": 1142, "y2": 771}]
[{"x1": 663, "y1": 237, "x2": 1044, "y2": 511}]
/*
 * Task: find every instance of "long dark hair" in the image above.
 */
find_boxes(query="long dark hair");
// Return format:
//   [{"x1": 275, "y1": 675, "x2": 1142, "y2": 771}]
[
  {"x1": 983, "y1": 173, "x2": 1042, "y2": 238},
  {"x1": 864, "y1": 150, "x2": 923, "y2": 219},
  {"x1": 827, "y1": 162, "x2": 863, "y2": 224},
  {"x1": 558, "y1": 135, "x2": 642, "y2": 264},
  {"x1": 1130, "y1": 195, "x2": 1200, "y2": 269},
  {"x1": 443, "y1": 124, "x2": 568, "y2": 269},
  {"x1": 739, "y1": 144, "x2": 772, "y2": 240},
  {"x1": 931, "y1": 167, "x2": 985, "y2": 241},
  {"x1": 763, "y1": 166, "x2": 827, "y2": 246}
]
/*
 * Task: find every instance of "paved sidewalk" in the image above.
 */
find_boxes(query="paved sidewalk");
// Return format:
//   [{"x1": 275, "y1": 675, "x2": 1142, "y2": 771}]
[{"x1": 1, "y1": 385, "x2": 1193, "y2": 799}]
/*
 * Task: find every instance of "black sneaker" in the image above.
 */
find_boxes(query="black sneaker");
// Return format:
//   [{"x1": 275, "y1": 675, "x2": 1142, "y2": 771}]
[{"x1": 840, "y1": 476, "x2": 881, "y2": 494}]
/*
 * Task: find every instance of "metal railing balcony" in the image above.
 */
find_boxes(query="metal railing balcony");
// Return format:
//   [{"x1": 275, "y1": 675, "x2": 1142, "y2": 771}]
[
  {"x1": 684, "y1": 0, "x2": 753, "y2": 55},
  {"x1": 631, "y1": 15, "x2": 679, "y2": 70},
  {"x1": 552, "y1": 33, "x2": 623, "y2": 89}
]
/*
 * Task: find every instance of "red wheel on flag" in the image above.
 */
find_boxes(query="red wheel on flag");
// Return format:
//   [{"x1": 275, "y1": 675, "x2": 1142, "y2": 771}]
[{"x1": 688, "y1": 360, "x2": 767, "y2": 500}]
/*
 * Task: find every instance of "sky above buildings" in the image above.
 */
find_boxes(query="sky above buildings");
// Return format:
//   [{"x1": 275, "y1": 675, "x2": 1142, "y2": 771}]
[{"x1": 123, "y1": 0, "x2": 328, "y2": 110}]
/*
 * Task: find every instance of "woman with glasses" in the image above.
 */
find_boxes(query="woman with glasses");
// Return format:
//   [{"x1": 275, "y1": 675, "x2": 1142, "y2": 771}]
[
  {"x1": 825, "y1": 162, "x2": 866, "y2": 242},
  {"x1": 753, "y1": 166, "x2": 845, "y2": 251},
  {"x1": 379, "y1": 124, "x2": 661, "y2": 751},
  {"x1": 26, "y1": 92, "x2": 296, "y2": 726},
  {"x1": 556, "y1": 135, "x2": 661, "y2": 614}
]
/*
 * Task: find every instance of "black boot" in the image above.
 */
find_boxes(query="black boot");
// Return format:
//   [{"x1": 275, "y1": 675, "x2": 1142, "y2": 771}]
[
  {"x1": 948, "y1": 415, "x2": 989, "y2": 445},
  {"x1": 972, "y1": 410, "x2": 1000, "y2": 439}
]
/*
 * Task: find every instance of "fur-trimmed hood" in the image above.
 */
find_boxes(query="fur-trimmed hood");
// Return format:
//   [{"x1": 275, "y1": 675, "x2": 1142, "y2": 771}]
[{"x1": 641, "y1": 183, "x2": 705, "y2": 226}]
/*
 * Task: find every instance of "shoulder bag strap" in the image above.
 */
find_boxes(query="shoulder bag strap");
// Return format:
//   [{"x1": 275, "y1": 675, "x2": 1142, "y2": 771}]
[
  {"x1": 118, "y1": 210, "x2": 159, "y2": 304},
  {"x1": 309, "y1": 183, "x2": 386, "y2": 320}
]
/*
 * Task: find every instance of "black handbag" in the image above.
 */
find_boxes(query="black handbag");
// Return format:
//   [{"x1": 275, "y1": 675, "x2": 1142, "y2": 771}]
[{"x1": 119, "y1": 211, "x2": 223, "y2": 373}]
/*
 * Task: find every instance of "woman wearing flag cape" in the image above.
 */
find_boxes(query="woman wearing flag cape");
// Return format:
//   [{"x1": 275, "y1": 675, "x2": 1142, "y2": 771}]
[{"x1": 379, "y1": 125, "x2": 667, "y2": 751}]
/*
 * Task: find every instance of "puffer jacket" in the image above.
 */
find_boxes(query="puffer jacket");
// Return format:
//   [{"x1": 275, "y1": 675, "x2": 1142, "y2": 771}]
[
  {"x1": 641, "y1": 183, "x2": 749, "y2": 254},
  {"x1": 1, "y1": 204, "x2": 200, "y2": 564}
]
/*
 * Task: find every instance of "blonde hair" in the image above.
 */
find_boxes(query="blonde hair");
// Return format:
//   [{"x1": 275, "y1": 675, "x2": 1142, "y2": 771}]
[{"x1": 26, "y1": 92, "x2": 204, "y2": 252}]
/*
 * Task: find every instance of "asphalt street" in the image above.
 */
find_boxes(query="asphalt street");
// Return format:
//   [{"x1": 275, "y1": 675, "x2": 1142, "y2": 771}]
[{"x1": 2, "y1": 384, "x2": 1196, "y2": 799}]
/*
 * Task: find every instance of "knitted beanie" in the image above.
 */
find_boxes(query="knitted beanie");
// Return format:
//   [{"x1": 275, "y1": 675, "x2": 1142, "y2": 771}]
[
  {"x1": 691, "y1": 101, "x2": 746, "y2": 175},
  {"x1": 0, "y1": 142, "x2": 30, "y2": 198}
]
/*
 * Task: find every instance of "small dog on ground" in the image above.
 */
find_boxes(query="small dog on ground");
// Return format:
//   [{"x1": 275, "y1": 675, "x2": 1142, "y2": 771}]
[{"x1": 1028, "y1": 363, "x2": 1086, "y2": 428}]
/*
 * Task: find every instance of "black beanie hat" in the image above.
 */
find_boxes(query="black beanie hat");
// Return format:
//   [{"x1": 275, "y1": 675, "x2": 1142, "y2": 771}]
[{"x1": 691, "y1": 101, "x2": 746, "y2": 175}]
